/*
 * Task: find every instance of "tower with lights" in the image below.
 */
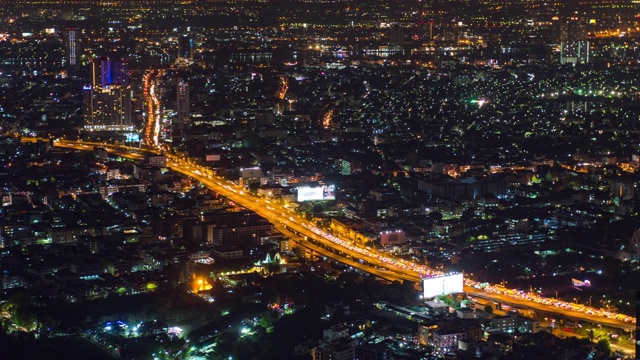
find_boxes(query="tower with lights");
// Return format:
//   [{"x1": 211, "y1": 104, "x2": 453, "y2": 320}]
[
  {"x1": 176, "y1": 77, "x2": 190, "y2": 124},
  {"x1": 83, "y1": 57, "x2": 132, "y2": 131}
]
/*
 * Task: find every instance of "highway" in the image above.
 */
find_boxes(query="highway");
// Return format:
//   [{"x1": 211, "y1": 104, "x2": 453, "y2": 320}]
[
  {"x1": 166, "y1": 156, "x2": 422, "y2": 284},
  {"x1": 142, "y1": 70, "x2": 163, "y2": 149},
  {"x1": 26, "y1": 137, "x2": 636, "y2": 331},
  {"x1": 468, "y1": 290, "x2": 635, "y2": 331},
  {"x1": 165, "y1": 157, "x2": 636, "y2": 329}
]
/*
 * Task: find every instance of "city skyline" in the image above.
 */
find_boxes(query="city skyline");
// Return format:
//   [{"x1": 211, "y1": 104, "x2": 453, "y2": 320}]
[{"x1": 0, "y1": 1, "x2": 638, "y2": 359}]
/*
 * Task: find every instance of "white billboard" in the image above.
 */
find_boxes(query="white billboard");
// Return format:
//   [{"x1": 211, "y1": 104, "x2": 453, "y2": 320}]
[
  {"x1": 423, "y1": 273, "x2": 464, "y2": 299},
  {"x1": 125, "y1": 133, "x2": 140, "y2": 142},
  {"x1": 240, "y1": 167, "x2": 262, "y2": 179},
  {"x1": 380, "y1": 230, "x2": 406, "y2": 245},
  {"x1": 296, "y1": 185, "x2": 335, "y2": 202}
]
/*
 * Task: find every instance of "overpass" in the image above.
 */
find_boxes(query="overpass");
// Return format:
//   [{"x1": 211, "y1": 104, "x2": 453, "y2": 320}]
[{"x1": 24, "y1": 137, "x2": 636, "y2": 331}]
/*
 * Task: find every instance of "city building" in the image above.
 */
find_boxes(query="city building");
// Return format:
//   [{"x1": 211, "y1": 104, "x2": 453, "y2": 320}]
[
  {"x1": 177, "y1": 77, "x2": 190, "y2": 123},
  {"x1": 355, "y1": 344, "x2": 394, "y2": 360},
  {"x1": 389, "y1": 24, "x2": 404, "y2": 48},
  {"x1": 557, "y1": 18, "x2": 590, "y2": 64},
  {"x1": 323, "y1": 324, "x2": 349, "y2": 342},
  {"x1": 489, "y1": 314, "x2": 541, "y2": 334},
  {"x1": 84, "y1": 57, "x2": 133, "y2": 131},
  {"x1": 83, "y1": 85, "x2": 133, "y2": 131},
  {"x1": 416, "y1": 175, "x2": 507, "y2": 200},
  {"x1": 313, "y1": 338, "x2": 358, "y2": 360},
  {"x1": 148, "y1": 155, "x2": 168, "y2": 168},
  {"x1": 178, "y1": 35, "x2": 195, "y2": 60},
  {"x1": 64, "y1": 28, "x2": 79, "y2": 67},
  {"x1": 188, "y1": 211, "x2": 273, "y2": 247}
]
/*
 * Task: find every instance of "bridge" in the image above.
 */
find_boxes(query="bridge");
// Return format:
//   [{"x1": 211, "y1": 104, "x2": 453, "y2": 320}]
[{"x1": 22, "y1": 137, "x2": 636, "y2": 331}]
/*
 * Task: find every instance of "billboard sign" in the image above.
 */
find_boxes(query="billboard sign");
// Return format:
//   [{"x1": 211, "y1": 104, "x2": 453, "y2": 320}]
[
  {"x1": 423, "y1": 273, "x2": 464, "y2": 299},
  {"x1": 125, "y1": 133, "x2": 140, "y2": 142},
  {"x1": 571, "y1": 278, "x2": 591, "y2": 287},
  {"x1": 240, "y1": 167, "x2": 262, "y2": 179},
  {"x1": 296, "y1": 184, "x2": 335, "y2": 202},
  {"x1": 380, "y1": 230, "x2": 406, "y2": 245}
]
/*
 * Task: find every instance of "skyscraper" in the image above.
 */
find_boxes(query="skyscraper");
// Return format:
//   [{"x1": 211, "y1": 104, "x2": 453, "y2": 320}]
[
  {"x1": 178, "y1": 35, "x2": 195, "y2": 60},
  {"x1": 176, "y1": 78, "x2": 190, "y2": 123},
  {"x1": 95, "y1": 57, "x2": 128, "y2": 87},
  {"x1": 389, "y1": 24, "x2": 405, "y2": 48},
  {"x1": 83, "y1": 85, "x2": 132, "y2": 131},
  {"x1": 111, "y1": 59, "x2": 129, "y2": 86},
  {"x1": 84, "y1": 57, "x2": 132, "y2": 131},
  {"x1": 557, "y1": 18, "x2": 590, "y2": 64},
  {"x1": 65, "y1": 28, "x2": 79, "y2": 67}
]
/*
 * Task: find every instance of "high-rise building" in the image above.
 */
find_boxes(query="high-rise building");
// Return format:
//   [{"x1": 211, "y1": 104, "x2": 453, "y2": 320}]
[
  {"x1": 179, "y1": 35, "x2": 194, "y2": 60},
  {"x1": 557, "y1": 18, "x2": 590, "y2": 64},
  {"x1": 65, "y1": 28, "x2": 79, "y2": 67},
  {"x1": 176, "y1": 77, "x2": 190, "y2": 123},
  {"x1": 111, "y1": 60, "x2": 129, "y2": 86},
  {"x1": 84, "y1": 57, "x2": 132, "y2": 131},
  {"x1": 389, "y1": 24, "x2": 404, "y2": 48},
  {"x1": 83, "y1": 85, "x2": 132, "y2": 131},
  {"x1": 303, "y1": 47, "x2": 322, "y2": 66},
  {"x1": 95, "y1": 57, "x2": 128, "y2": 87}
]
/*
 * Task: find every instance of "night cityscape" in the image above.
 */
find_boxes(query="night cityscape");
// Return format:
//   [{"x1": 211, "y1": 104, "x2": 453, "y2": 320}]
[{"x1": 0, "y1": 0, "x2": 639, "y2": 359}]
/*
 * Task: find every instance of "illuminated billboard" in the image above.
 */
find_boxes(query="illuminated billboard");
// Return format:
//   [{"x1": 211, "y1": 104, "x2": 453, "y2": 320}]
[
  {"x1": 296, "y1": 185, "x2": 336, "y2": 202},
  {"x1": 423, "y1": 273, "x2": 464, "y2": 299},
  {"x1": 571, "y1": 278, "x2": 591, "y2": 287},
  {"x1": 380, "y1": 230, "x2": 406, "y2": 245},
  {"x1": 125, "y1": 133, "x2": 140, "y2": 142}
]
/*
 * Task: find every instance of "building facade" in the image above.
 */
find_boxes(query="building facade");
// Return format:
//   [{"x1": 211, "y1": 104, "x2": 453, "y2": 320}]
[
  {"x1": 84, "y1": 57, "x2": 132, "y2": 132},
  {"x1": 177, "y1": 77, "x2": 190, "y2": 123}
]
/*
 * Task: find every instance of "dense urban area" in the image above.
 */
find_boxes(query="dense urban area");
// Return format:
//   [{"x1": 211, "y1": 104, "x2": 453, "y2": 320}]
[{"x1": 0, "y1": 0, "x2": 639, "y2": 359}]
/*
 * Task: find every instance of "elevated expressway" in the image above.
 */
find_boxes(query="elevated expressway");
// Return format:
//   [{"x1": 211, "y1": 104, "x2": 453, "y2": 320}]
[
  {"x1": 165, "y1": 155, "x2": 421, "y2": 284},
  {"x1": 164, "y1": 155, "x2": 637, "y2": 332},
  {"x1": 33, "y1": 138, "x2": 637, "y2": 331}
]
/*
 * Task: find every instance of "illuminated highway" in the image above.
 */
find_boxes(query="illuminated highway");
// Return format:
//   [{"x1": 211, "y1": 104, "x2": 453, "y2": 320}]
[
  {"x1": 468, "y1": 290, "x2": 635, "y2": 331},
  {"x1": 52, "y1": 139, "x2": 159, "y2": 157},
  {"x1": 159, "y1": 151, "x2": 640, "y2": 330},
  {"x1": 277, "y1": 76, "x2": 288, "y2": 100},
  {"x1": 142, "y1": 70, "x2": 163, "y2": 149},
  {"x1": 29, "y1": 138, "x2": 636, "y2": 331},
  {"x1": 165, "y1": 155, "x2": 422, "y2": 284}
]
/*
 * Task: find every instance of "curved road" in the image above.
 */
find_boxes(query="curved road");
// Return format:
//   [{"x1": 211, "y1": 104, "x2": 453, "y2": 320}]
[
  {"x1": 467, "y1": 290, "x2": 635, "y2": 331},
  {"x1": 167, "y1": 157, "x2": 421, "y2": 283},
  {"x1": 142, "y1": 70, "x2": 163, "y2": 149},
  {"x1": 39, "y1": 138, "x2": 637, "y2": 331},
  {"x1": 164, "y1": 156, "x2": 637, "y2": 331}
]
